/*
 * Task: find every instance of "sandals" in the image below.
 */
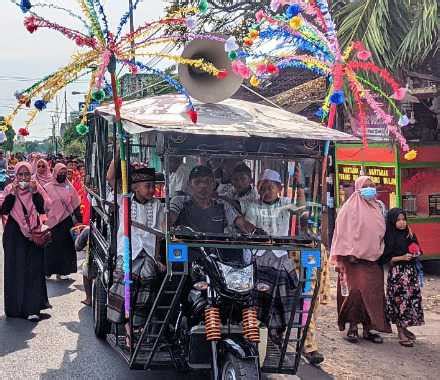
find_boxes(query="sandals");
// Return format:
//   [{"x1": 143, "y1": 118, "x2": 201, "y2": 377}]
[
  {"x1": 344, "y1": 327, "x2": 359, "y2": 343},
  {"x1": 403, "y1": 328, "x2": 416, "y2": 341},
  {"x1": 363, "y1": 332, "x2": 383, "y2": 344},
  {"x1": 399, "y1": 337, "x2": 414, "y2": 347}
]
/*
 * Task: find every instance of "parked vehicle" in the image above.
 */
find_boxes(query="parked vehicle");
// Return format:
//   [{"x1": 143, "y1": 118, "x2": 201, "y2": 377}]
[{"x1": 85, "y1": 86, "x2": 354, "y2": 378}]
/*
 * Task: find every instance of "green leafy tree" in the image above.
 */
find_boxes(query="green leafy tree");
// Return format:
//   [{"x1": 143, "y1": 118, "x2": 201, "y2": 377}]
[
  {"x1": 63, "y1": 140, "x2": 86, "y2": 157},
  {"x1": 332, "y1": 0, "x2": 439, "y2": 73},
  {"x1": 166, "y1": 0, "x2": 270, "y2": 39},
  {"x1": 3, "y1": 127, "x2": 16, "y2": 153}
]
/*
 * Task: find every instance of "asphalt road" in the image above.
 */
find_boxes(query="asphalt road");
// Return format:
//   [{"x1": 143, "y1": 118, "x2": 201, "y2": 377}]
[{"x1": 0, "y1": 244, "x2": 331, "y2": 380}]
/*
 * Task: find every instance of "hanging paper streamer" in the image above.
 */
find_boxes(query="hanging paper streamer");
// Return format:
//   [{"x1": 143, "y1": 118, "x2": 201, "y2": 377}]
[{"x1": 240, "y1": 0, "x2": 414, "y2": 156}]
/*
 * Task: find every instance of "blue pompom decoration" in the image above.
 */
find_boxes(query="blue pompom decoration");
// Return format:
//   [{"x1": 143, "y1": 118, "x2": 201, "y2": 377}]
[
  {"x1": 20, "y1": 0, "x2": 32, "y2": 13},
  {"x1": 34, "y1": 99, "x2": 47, "y2": 111},
  {"x1": 285, "y1": 4, "x2": 301, "y2": 19},
  {"x1": 398, "y1": 114, "x2": 410, "y2": 127},
  {"x1": 330, "y1": 91, "x2": 345, "y2": 105},
  {"x1": 315, "y1": 108, "x2": 324, "y2": 119}
]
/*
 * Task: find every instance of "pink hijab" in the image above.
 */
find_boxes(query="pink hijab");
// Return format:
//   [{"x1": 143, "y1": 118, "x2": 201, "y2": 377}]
[
  {"x1": 2, "y1": 162, "x2": 42, "y2": 238},
  {"x1": 44, "y1": 163, "x2": 81, "y2": 228},
  {"x1": 33, "y1": 159, "x2": 52, "y2": 187},
  {"x1": 330, "y1": 176, "x2": 386, "y2": 264}
]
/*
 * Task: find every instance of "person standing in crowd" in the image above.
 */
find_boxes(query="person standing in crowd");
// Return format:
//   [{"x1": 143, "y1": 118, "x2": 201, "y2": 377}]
[
  {"x1": 33, "y1": 158, "x2": 52, "y2": 188},
  {"x1": 0, "y1": 162, "x2": 50, "y2": 322},
  {"x1": 0, "y1": 150, "x2": 7, "y2": 170},
  {"x1": 44, "y1": 163, "x2": 82, "y2": 280},
  {"x1": 331, "y1": 176, "x2": 391, "y2": 343},
  {"x1": 8, "y1": 153, "x2": 18, "y2": 167},
  {"x1": 74, "y1": 225, "x2": 93, "y2": 306},
  {"x1": 382, "y1": 208, "x2": 424, "y2": 347}
]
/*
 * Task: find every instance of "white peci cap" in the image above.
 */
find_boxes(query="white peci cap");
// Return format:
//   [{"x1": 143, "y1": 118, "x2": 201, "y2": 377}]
[{"x1": 261, "y1": 169, "x2": 282, "y2": 184}]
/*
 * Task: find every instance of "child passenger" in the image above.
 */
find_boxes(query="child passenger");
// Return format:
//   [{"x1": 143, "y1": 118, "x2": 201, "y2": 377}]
[
  {"x1": 382, "y1": 208, "x2": 424, "y2": 347},
  {"x1": 241, "y1": 169, "x2": 299, "y2": 345}
]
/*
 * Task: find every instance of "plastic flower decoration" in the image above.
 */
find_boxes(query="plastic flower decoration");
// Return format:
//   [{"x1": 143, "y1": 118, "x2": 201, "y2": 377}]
[
  {"x1": 228, "y1": 0, "x2": 415, "y2": 158},
  {"x1": 5, "y1": 0, "x2": 230, "y2": 135}
]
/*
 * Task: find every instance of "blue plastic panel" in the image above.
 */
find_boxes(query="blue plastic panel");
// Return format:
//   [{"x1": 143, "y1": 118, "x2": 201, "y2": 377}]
[{"x1": 167, "y1": 243, "x2": 188, "y2": 263}]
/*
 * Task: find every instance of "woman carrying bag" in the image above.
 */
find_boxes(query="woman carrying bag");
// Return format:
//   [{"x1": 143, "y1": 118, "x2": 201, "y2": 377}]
[
  {"x1": 44, "y1": 163, "x2": 82, "y2": 280},
  {"x1": 1, "y1": 162, "x2": 51, "y2": 322}
]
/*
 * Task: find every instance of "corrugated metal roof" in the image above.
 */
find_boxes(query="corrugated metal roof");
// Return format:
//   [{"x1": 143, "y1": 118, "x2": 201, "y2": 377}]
[{"x1": 96, "y1": 94, "x2": 357, "y2": 142}]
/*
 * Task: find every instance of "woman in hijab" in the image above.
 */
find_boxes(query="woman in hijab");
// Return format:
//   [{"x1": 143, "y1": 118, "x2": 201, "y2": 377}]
[
  {"x1": 0, "y1": 162, "x2": 50, "y2": 321},
  {"x1": 330, "y1": 176, "x2": 391, "y2": 343},
  {"x1": 44, "y1": 163, "x2": 82, "y2": 280},
  {"x1": 33, "y1": 158, "x2": 52, "y2": 188}
]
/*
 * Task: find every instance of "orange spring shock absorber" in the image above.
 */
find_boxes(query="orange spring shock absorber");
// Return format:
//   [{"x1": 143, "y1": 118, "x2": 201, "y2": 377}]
[
  {"x1": 205, "y1": 306, "x2": 221, "y2": 341},
  {"x1": 242, "y1": 307, "x2": 260, "y2": 343}
]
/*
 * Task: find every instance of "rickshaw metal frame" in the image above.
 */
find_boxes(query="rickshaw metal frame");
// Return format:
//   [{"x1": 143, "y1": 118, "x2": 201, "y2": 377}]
[{"x1": 86, "y1": 96, "x2": 355, "y2": 376}]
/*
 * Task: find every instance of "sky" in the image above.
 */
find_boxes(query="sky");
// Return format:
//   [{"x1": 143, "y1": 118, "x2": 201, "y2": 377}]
[{"x1": 0, "y1": 0, "x2": 165, "y2": 140}]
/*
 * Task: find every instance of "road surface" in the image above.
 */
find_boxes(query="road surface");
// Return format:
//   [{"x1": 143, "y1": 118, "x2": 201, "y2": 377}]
[{"x1": 0, "y1": 242, "x2": 330, "y2": 379}]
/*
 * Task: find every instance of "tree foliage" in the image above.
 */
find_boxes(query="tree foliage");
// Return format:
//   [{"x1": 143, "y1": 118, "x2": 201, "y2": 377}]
[
  {"x1": 166, "y1": 0, "x2": 270, "y2": 39},
  {"x1": 332, "y1": 0, "x2": 439, "y2": 73}
]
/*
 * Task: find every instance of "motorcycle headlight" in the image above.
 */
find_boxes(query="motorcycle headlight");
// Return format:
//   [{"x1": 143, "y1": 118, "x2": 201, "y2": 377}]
[{"x1": 217, "y1": 262, "x2": 254, "y2": 293}]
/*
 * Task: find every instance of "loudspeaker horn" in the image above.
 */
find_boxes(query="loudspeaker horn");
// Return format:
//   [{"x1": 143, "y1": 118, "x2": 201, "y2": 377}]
[{"x1": 178, "y1": 37, "x2": 243, "y2": 103}]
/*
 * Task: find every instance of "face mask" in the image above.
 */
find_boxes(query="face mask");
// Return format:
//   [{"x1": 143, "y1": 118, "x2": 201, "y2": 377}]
[
  {"x1": 56, "y1": 174, "x2": 67, "y2": 183},
  {"x1": 18, "y1": 181, "x2": 29, "y2": 190},
  {"x1": 359, "y1": 187, "x2": 377, "y2": 200}
]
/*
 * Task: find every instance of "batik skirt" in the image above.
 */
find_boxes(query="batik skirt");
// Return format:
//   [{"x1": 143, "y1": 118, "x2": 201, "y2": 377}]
[
  {"x1": 385, "y1": 263, "x2": 424, "y2": 328},
  {"x1": 107, "y1": 252, "x2": 160, "y2": 328},
  {"x1": 254, "y1": 251, "x2": 299, "y2": 329}
]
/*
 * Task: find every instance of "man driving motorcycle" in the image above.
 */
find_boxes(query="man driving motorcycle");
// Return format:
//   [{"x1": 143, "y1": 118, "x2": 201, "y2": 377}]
[{"x1": 168, "y1": 165, "x2": 258, "y2": 235}]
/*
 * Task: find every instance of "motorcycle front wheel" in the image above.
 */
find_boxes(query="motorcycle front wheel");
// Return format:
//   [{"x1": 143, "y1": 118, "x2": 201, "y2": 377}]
[{"x1": 221, "y1": 353, "x2": 259, "y2": 380}]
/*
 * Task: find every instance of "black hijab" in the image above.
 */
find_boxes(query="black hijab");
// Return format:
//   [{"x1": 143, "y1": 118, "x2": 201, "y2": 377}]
[{"x1": 382, "y1": 208, "x2": 417, "y2": 263}]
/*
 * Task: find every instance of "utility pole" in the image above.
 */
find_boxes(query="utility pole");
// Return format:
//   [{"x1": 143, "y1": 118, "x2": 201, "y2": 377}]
[
  {"x1": 64, "y1": 91, "x2": 68, "y2": 125},
  {"x1": 129, "y1": 0, "x2": 136, "y2": 62}
]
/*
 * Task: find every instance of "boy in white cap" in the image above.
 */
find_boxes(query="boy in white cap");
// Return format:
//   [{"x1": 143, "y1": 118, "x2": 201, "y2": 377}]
[{"x1": 241, "y1": 169, "x2": 302, "y2": 345}]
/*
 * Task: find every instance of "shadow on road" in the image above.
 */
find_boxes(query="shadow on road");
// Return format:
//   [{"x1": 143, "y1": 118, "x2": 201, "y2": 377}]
[
  {"x1": 0, "y1": 316, "x2": 37, "y2": 358},
  {"x1": 46, "y1": 278, "x2": 76, "y2": 299}
]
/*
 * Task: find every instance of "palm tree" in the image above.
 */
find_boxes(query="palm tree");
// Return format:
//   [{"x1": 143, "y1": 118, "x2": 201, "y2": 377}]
[{"x1": 332, "y1": 0, "x2": 439, "y2": 75}]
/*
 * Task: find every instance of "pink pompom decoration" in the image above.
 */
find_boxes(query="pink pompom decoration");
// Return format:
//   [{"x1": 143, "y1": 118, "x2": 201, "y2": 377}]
[
  {"x1": 391, "y1": 87, "x2": 407, "y2": 101},
  {"x1": 255, "y1": 10, "x2": 266, "y2": 23},
  {"x1": 231, "y1": 60, "x2": 251, "y2": 79},
  {"x1": 270, "y1": 0, "x2": 281, "y2": 12},
  {"x1": 357, "y1": 50, "x2": 372, "y2": 61},
  {"x1": 129, "y1": 65, "x2": 139, "y2": 75},
  {"x1": 256, "y1": 63, "x2": 267, "y2": 76}
]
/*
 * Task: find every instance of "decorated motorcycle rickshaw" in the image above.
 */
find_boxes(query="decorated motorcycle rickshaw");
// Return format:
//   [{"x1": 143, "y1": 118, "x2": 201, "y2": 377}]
[{"x1": 86, "y1": 76, "x2": 354, "y2": 379}]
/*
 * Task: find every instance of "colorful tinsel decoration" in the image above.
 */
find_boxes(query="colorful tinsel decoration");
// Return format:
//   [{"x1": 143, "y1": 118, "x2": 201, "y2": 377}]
[
  {"x1": 236, "y1": 0, "x2": 415, "y2": 159},
  {"x1": 6, "y1": 0, "x2": 230, "y2": 321}
]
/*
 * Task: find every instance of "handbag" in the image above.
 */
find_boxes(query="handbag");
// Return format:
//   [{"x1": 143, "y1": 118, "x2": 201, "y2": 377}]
[{"x1": 18, "y1": 196, "x2": 52, "y2": 247}]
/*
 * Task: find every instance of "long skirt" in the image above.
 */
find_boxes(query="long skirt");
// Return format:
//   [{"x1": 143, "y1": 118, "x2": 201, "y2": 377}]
[
  {"x1": 3, "y1": 217, "x2": 49, "y2": 318},
  {"x1": 337, "y1": 259, "x2": 391, "y2": 333},
  {"x1": 385, "y1": 263, "x2": 424, "y2": 328},
  {"x1": 254, "y1": 251, "x2": 299, "y2": 329},
  {"x1": 107, "y1": 252, "x2": 159, "y2": 328},
  {"x1": 45, "y1": 216, "x2": 77, "y2": 276}
]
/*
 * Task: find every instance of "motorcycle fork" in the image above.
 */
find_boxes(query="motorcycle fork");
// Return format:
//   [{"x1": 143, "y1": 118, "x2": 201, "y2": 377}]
[{"x1": 207, "y1": 276, "x2": 220, "y2": 380}]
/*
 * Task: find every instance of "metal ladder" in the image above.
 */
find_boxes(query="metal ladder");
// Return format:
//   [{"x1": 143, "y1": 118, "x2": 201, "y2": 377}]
[
  {"x1": 129, "y1": 258, "x2": 188, "y2": 370},
  {"x1": 262, "y1": 249, "x2": 322, "y2": 374}
]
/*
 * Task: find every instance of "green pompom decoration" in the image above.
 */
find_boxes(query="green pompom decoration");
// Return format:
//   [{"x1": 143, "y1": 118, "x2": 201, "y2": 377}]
[
  {"x1": 198, "y1": 0, "x2": 208, "y2": 13},
  {"x1": 92, "y1": 89, "x2": 106, "y2": 102},
  {"x1": 75, "y1": 123, "x2": 89, "y2": 136},
  {"x1": 228, "y1": 51, "x2": 238, "y2": 60}
]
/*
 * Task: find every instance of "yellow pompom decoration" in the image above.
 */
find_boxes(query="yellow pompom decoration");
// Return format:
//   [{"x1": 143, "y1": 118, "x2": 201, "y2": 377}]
[
  {"x1": 250, "y1": 75, "x2": 260, "y2": 87},
  {"x1": 289, "y1": 16, "x2": 302, "y2": 30},
  {"x1": 249, "y1": 30, "x2": 259, "y2": 39},
  {"x1": 404, "y1": 150, "x2": 417, "y2": 161}
]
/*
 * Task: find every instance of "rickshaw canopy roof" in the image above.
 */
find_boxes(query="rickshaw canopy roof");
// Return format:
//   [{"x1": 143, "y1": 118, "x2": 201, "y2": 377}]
[{"x1": 96, "y1": 94, "x2": 357, "y2": 142}]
